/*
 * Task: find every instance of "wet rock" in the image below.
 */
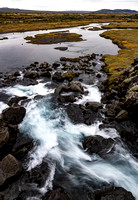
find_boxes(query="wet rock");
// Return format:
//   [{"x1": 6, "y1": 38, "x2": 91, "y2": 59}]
[
  {"x1": 14, "y1": 71, "x2": 20, "y2": 77},
  {"x1": 7, "y1": 75, "x2": 16, "y2": 82},
  {"x1": 0, "y1": 154, "x2": 22, "y2": 187},
  {"x1": 60, "y1": 57, "x2": 68, "y2": 62},
  {"x1": 30, "y1": 63, "x2": 36, "y2": 67},
  {"x1": 113, "y1": 101, "x2": 124, "y2": 113},
  {"x1": 52, "y1": 62, "x2": 60, "y2": 69},
  {"x1": 55, "y1": 85, "x2": 69, "y2": 94},
  {"x1": 12, "y1": 133, "x2": 33, "y2": 160},
  {"x1": 52, "y1": 72, "x2": 63, "y2": 82},
  {"x1": 125, "y1": 91, "x2": 138, "y2": 122},
  {"x1": 68, "y1": 81, "x2": 83, "y2": 93},
  {"x1": 26, "y1": 160, "x2": 50, "y2": 187},
  {"x1": 40, "y1": 71, "x2": 51, "y2": 78},
  {"x1": 58, "y1": 95, "x2": 75, "y2": 103},
  {"x1": 115, "y1": 110, "x2": 129, "y2": 121},
  {"x1": 0, "y1": 92, "x2": 10, "y2": 104},
  {"x1": 0, "y1": 127, "x2": 9, "y2": 149},
  {"x1": 34, "y1": 61, "x2": 39, "y2": 65},
  {"x1": 8, "y1": 96, "x2": 28, "y2": 106},
  {"x1": 44, "y1": 188, "x2": 70, "y2": 200},
  {"x1": 92, "y1": 62, "x2": 96, "y2": 67},
  {"x1": 91, "y1": 53, "x2": 96, "y2": 59},
  {"x1": 40, "y1": 62, "x2": 49, "y2": 68},
  {"x1": 24, "y1": 71, "x2": 39, "y2": 79},
  {"x1": 85, "y1": 102, "x2": 102, "y2": 111},
  {"x1": 54, "y1": 47, "x2": 68, "y2": 51},
  {"x1": 83, "y1": 135, "x2": 115, "y2": 157},
  {"x1": 2, "y1": 105, "x2": 26, "y2": 125},
  {"x1": 90, "y1": 185, "x2": 135, "y2": 200},
  {"x1": 66, "y1": 104, "x2": 84, "y2": 124},
  {"x1": 96, "y1": 73, "x2": 101, "y2": 78}
]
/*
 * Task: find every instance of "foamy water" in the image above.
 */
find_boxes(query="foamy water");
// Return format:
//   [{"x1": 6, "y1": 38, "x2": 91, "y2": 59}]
[{"x1": 2, "y1": 82, "x2": 137, "y2": 199}]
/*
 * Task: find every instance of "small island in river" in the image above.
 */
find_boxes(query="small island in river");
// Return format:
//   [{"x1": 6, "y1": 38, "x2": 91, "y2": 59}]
[{"x1": 24, "y1": 31, "x2": 83, "y2": 44}]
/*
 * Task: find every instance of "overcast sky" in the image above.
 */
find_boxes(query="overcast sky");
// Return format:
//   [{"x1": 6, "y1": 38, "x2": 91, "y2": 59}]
[{"x1": 0, "y1": 0, "x2": 138, "y2": 11}]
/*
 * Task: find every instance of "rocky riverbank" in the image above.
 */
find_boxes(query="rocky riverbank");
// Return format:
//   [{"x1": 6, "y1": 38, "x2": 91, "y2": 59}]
[
  {"x1": 0, "y1": 54, "x2": 137, "y2": 199},
  {"x1": 99, "y1": 57, "x2": 138, "y2": 158}
]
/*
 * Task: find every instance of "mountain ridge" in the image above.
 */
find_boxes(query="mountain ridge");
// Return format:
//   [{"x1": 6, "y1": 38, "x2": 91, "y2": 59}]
[{"x1": 0, "y1": 7, "x2": 138, "y2": 14}]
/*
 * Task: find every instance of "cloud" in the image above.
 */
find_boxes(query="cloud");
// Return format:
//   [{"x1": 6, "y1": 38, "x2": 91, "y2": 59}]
[{"x1": 0, "y1": 0, "x2": 137, "y2": 11}]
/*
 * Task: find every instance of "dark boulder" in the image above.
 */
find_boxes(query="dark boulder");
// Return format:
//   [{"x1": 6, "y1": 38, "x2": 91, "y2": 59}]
[
  {"x1": 85, "y1": 102, "x2": 102, "y2": 111},
  {"x1": 90, "y1": 185, "x2": 135, "y2": 200},
  {"x1": 115, "y1": 110, "x2": 129, "y2": 121},
  {"x1": 14, "y1": 71, "x2": 20, "y2": 77},
  {"x1": 40, "y1": 71, "x2": 51, "y2": 78},
  {"x1": 52, "y1": 72, "x2": 63, "y2": 82},
  {"x1": 0, "y1": 126, "x2": 9, "y2": 149},
  {"x1": 55, "y1": 85, "x2": 69, "y2": 94},
  {"x1": 24, "y1": 71, "x2": 39, "y2": 79},
  {"x1": 39, "y1": 62, "x2": 49, "y2": 69},
  {"x1": 66, "y1": 104, "x2": 84, "y2": 124},
  {"x1": 52, "y1": 62, "x2": 60, "y2": 69},
  {"x1": 2, "y1": 105, "x2": 26, "y2": 125},
  {"x1": 44, "y1": 188, "x2": 70, "y2": 200},
  {"x1": 25, "y1": 160, "x2": 50, "y2": 187},
  {"x1": 8, "y1": 96, "x2": 28, "y2": 106},
  {"x1": 68, "y1": 81, "x2": 83, "y2": 93},
  {"x1": 0, "y1": 154, "x2": 22, "y2": 187},
  {"x1": 83, "y1": 135, "x2": 115, "y2": 157},
  {"x1": 54, "y1": 47, "x2": 68, "y2": 51},
  {"x1": 58, "y1": 95, "x2": 75, "y2": 103},
  {"x1": 12, "y1": 133, "x2": 33, "y2": 160}
]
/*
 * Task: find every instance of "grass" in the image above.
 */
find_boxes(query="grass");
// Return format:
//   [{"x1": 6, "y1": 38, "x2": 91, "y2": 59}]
[
  {"x1": 0, "y1": 13, "x2": 138, "y2": 33},
  {"x1": 100, "y1": 29, "x2": 138, "y2": 88},
  {"x1": 25, "y1": 31, "x2": 83, "y2": 44},
  {"x1": 102, "y1": 22, "x2": 138, "y2": 29}
]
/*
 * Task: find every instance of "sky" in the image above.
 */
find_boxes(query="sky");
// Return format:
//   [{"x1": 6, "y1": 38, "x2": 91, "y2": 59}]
[{"x1": 0, "y1": 0, "x2": 138, "y2": 11}]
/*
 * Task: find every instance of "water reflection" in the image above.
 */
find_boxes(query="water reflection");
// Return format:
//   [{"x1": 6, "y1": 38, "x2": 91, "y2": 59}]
[{"x1": 0, "y1": 23, "x2": 120, "y2": 72}]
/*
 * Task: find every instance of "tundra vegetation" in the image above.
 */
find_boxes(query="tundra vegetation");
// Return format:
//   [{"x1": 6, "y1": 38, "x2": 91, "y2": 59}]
[
  {"x1": 100, "y1": 29, "x2": 138, "y2": 89},
  {"x1": 25, "y1": 31, "x2": 83, "y2": 44},
  {"x1": 0, "y1": 12, "x2": 138, "y2": 33}
]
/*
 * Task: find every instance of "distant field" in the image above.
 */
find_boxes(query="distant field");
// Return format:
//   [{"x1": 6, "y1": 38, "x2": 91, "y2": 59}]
[{"x1": 0, "y1": 12, "x2": 138, "y2": 33}]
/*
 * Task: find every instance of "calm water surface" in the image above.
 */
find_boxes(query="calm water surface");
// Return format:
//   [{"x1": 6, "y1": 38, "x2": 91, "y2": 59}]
[{"x1": 0, "y1": 23, "x2": 119, "y2": 72}]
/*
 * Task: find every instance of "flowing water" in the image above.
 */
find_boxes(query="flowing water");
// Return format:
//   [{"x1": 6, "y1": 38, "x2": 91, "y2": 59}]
[{"x1": 0, "y1": 23, "x2": 138, "y2": 200}]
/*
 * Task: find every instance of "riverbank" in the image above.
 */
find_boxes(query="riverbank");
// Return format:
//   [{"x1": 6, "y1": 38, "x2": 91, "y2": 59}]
[{"x1": 100, "y1": 29, "x2": 138, "y2": 88}]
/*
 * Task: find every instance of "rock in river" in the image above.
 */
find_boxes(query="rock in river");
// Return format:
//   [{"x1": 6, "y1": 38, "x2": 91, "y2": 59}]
[
  {"x1": 44, "y1": 188, "x2": 70, "y2": 200},
  {"x1": 90, "y1": 185, "x2": 135, "y2": 200},
  {"x1": 1, "y1": 105, "x2": 26, "y2": 125},
  {"x1": 0, "y1": 154, "x2": 22, "y2": 187},
  {"x1": 83, "y1": 135, "x2": 115, "y2": 157}
]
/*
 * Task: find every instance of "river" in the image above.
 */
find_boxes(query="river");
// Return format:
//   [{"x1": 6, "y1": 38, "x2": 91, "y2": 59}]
[{"x1": 0, "y1": 23, "x2": 138, "y2": 200}]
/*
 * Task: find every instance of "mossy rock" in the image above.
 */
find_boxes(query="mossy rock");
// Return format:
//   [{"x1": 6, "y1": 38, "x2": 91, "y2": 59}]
[{"x1": 62, "y1": 71, "x2": 79, "y2": 80}]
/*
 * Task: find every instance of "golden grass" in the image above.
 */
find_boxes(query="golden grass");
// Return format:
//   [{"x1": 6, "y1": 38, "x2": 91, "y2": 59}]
[
  {"x1": 102, "y1": 22, "x2": 138, "y2": 29},
  {"x1": 100, "y1": 29, "x2": 138, "y2": 88},
  {"x1": 0, "y1": 13, "x2": 138, "y2": 33}
]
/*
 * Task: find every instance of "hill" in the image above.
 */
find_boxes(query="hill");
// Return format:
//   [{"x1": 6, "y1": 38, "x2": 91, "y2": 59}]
[{"x1": 0, "y1": 7, "x2": 138, "y2": 14}]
